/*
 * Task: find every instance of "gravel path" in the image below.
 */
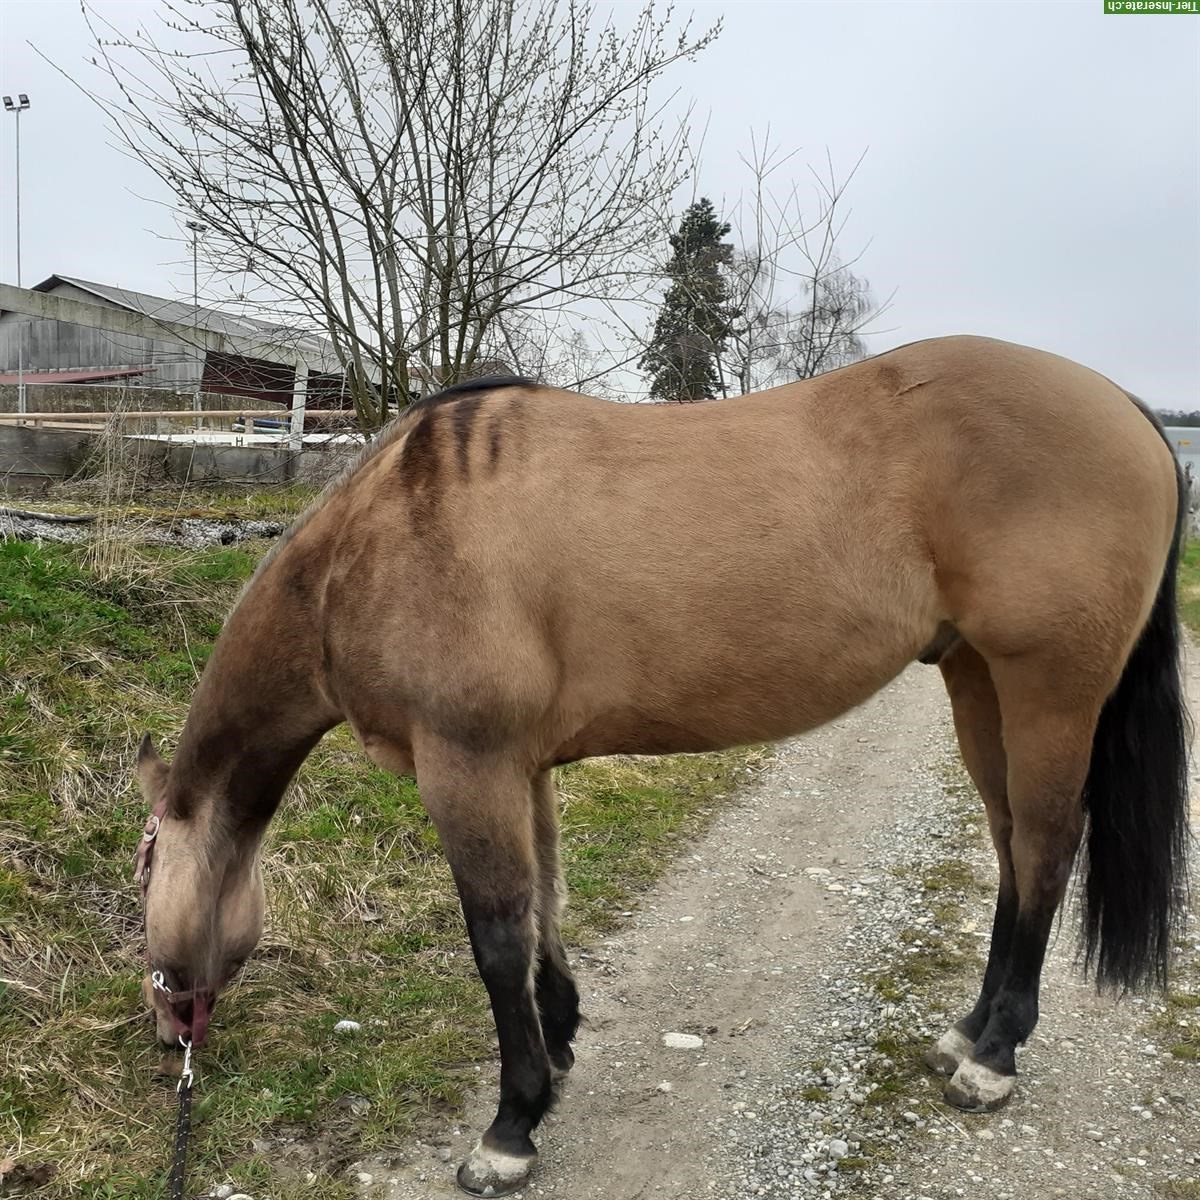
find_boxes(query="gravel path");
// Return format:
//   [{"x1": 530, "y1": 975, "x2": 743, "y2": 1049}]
[
  {"x1": 0, "y1": 508, "x2": 285, "y2": 548},
  {"x1": 344, "y1": 660, "x2": 1199, "y2": 1200}
]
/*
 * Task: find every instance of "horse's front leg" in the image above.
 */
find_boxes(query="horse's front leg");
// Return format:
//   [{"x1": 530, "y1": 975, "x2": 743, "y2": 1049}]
[{"x1": 417, "y1": 744, "x2": 550, "y2": 1197}]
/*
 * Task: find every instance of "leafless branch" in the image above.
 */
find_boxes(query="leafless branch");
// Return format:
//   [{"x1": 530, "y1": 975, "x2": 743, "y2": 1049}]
[{"x1": 70, "y1": 0, "x2": 718, "y2": 426}]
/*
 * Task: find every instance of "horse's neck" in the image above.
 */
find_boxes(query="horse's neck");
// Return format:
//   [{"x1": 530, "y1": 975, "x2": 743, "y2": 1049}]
[{"x1": 168, "y1": 562, "x2": 340, "y2": 830}]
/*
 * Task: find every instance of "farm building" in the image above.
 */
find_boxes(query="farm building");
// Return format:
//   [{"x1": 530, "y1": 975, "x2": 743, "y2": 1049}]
[{"x1": 0, "y1": 274, "x2": 346, "y2": 407}]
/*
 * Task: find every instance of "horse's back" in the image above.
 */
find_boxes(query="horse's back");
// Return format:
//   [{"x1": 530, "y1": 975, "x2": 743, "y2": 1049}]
[{"x1": 306, "y1": 337, "x2": 1178, "y2": 759}]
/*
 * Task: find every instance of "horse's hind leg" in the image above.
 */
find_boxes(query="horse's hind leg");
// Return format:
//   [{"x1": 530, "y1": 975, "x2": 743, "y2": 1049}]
[
  {"x1": 532, "y1": 770, "x2": 581, "y2": 1080},
  {"x1": 927, "y1": 642, "x2": 1015, "y2": 1077},
  {"x1": 942, "y1": 655, "x2": 1098, "y2": 1112},
  {"x1": 415, "y1": 745, "x2": 549, "y2": 1197}
]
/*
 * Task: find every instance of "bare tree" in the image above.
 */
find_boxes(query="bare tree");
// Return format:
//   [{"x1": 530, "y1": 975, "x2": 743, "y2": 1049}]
[
  {"x1": 481, "y1": 308, "x2": 628, "y2": 399},
  {"x1": 76, "y1": 0, "x2": 717, "y2": 427},
  {"x1": 718, "y1": 137, "x2": 888, "y2": 395}
]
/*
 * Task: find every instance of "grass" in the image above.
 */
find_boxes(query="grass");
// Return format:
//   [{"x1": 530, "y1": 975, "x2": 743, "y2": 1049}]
[
  {"x1": 0, "y1": 534, "x2": 758, "y2": 1198},
  {"x1": 1148, "y1": 534, "x2": 1200, "y2": 1068},
  {"x1": 1178, "y1": 539, "x2": 1200, "y2": 637},
  {"x1": 1146, "y1": 971, "x2": 1200, "y2": 1064},
  {"x1": 35, "y1": 481, "x2": 321, "y2": 525}
]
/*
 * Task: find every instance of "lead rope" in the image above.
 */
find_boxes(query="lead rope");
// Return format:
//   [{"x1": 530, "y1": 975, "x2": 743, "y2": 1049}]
[
  {"x1": 154, "y1": 971, "x2": 196, "y2": 1200},
  {"x1": 170, "y1": 1037, "x2": 195, "y2": 1200}
]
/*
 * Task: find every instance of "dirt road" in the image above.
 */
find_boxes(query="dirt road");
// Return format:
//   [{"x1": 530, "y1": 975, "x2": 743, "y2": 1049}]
[{"x1": 357, "y1": 661, "x2": 1200, "y2": 1200}]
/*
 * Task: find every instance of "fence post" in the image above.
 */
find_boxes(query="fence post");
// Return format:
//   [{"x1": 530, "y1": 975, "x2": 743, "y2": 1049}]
[{"x1": 290, "y1": 366, "x2": 308, "y2": 458}]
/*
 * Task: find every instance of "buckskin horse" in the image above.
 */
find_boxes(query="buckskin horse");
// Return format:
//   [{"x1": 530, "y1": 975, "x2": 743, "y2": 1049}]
[{"x1": 134, "y1": 335, "x2": 1190, "y2": 1196}]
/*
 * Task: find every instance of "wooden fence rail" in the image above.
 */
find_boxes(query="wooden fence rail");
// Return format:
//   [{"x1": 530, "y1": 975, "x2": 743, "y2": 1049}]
[{"x1": 0, "y1": 409, "x2": 356, "y2": 424}]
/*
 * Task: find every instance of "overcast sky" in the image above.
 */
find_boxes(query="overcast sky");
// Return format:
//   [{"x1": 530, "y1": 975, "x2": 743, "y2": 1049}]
[{"x1": 2, "y1": 0, "x2": 1197, "y2": 406}]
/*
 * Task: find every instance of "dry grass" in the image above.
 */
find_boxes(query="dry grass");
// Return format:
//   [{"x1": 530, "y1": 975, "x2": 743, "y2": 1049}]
[{"x1": 0, "y1": 535, "x2": 758, "y2": 1198}]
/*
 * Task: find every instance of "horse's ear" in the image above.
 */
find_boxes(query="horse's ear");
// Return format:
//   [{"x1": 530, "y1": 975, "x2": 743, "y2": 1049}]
[{"x1": 136, "y1": 733, "x2": 169, "y2": 800}]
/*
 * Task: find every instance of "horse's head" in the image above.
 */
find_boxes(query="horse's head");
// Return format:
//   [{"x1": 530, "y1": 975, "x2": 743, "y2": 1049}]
[{"x1": 135, "y1": 735, "x2": 265, "y2": 1047}]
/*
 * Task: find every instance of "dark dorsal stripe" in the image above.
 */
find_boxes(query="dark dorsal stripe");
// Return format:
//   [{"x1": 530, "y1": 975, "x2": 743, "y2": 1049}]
[
  {"x1": 243, "y1": 376, "x2": 537, "y2": 595},
  {"x1": 398, "y1": 376, "x2": 535, "y2": 509},
  {"x1": 414, "y1": 374, "x2": 537, "y2": 412}
]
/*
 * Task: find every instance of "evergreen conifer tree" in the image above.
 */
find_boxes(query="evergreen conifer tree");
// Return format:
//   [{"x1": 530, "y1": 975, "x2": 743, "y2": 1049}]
[{"x1": 640, "y1": 199, "x2": 735, "y2": 402}]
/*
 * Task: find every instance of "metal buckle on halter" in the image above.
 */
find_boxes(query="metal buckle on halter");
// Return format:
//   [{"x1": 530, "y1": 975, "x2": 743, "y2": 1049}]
[{"x1": 136, "y1": 812, "x2": 163, "y2": 891}]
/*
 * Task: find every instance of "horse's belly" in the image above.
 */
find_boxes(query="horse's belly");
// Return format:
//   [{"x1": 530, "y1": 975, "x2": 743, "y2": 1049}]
[
  {"x1": 550, "y1": 652, "x2": 912, "y2": 764},
  {"x1": 552, "y1": 710, "x2": 733, "y2": 762}
]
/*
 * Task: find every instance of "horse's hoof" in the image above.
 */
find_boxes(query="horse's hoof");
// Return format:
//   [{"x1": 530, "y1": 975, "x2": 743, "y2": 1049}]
[
  {"x1": 456, "y1": 1141, "x2": 536, "y2": 1197},
  {"x1": 924, "y1": 1027, "x2": 974, "y2": 1077},
  {"x1": 943, "y1": 1056, "x2": 1016, "y2": 1113}
]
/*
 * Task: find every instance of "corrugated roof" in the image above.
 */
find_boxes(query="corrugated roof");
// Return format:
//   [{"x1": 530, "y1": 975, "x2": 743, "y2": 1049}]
[{"x1": 31, "y1": 275, "x2": 335, "y2": 360}]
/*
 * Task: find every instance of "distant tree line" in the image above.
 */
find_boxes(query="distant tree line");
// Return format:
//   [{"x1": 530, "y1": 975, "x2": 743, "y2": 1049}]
[{"x1": 1157, "y1": 410, "x2": 1200, "y2": 427}]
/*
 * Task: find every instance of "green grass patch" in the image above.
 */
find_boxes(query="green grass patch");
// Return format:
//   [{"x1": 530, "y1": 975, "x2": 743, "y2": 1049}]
[
  {"x1": 1145, "y1": 539, "x2": 1200, "y2": 1070},
  {"x1": 0, "y1": 534, "x2": 757, "y2": 1197},
  {"x1": 920, "y1": 859, "x2": 977, "y2": 894},
  {"x1": 1143, "y1": 947, "x2": 1200, "y2": 1066},
  {"x1": 1159, "y1": 985, "x2": 1200, "y2": 1066},
  {"x1": 35, "y1": 482, "x2": 320, "y2": 525},
  {"x1": 1176, "y1": 539, "x2": 1200, "y2": 637}
]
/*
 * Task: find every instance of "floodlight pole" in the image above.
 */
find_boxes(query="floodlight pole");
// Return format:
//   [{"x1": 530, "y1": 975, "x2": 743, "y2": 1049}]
[
  {"x1": 4, "y1": 94, "x2": 31, "y2": 415},
  {"x1": 185, "y1": 219, "x2": 207, "y2": 428}
]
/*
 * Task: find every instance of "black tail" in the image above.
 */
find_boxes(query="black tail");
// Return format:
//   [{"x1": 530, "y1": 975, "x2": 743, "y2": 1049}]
[{"x1": 1082, "y1": 402, "x2": 1192, "y2": 991}]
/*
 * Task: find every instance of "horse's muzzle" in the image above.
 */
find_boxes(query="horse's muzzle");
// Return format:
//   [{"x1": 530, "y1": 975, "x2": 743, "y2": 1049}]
[{"x1": 143, "y1": 973, "x2": 217, "y2": 1048}]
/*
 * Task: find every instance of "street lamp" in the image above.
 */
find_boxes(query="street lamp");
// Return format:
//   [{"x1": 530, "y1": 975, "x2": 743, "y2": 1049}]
[
  {"x1": 185, "y1": 219, "x2": 206, "y2": 422},
  {"x1": 4, "y1": 93, "x2": 31, "y2": 415}
]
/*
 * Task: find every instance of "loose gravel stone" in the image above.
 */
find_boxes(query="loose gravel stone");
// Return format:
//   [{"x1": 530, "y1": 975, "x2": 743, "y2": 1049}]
[{"x1": 1, "y1": 511, "x2": 286, "y2": 549}]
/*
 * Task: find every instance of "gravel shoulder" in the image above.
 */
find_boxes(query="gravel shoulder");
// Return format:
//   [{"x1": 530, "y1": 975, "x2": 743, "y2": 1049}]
[
  {"x1": 0, "y1": 507, "x2": 286, "y2": 547},
  {"x1": 357, "y1": 658, "x2": 1200, "y2": 1200}
]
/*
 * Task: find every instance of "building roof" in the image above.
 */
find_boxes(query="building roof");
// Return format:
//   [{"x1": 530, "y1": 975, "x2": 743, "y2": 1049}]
[
  {"x1": 0, "y1": 366, "x2": 153, "y2": 385},
  {"x1": 25, "y1": 275, "x2": 337, "y2": 366}
]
